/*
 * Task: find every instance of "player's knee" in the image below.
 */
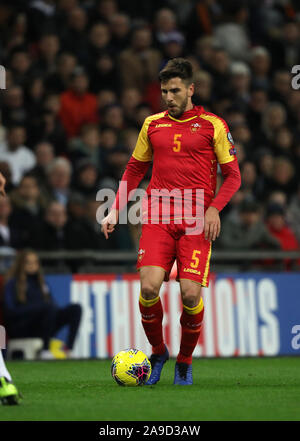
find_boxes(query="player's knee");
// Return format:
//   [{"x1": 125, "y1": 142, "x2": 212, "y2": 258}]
[
  {"x1": 181, "y1": 287, "x2": 201, "y2": 308},
  {"x1": 140, "y1": 283, "x2": 160, "y2": 300}
]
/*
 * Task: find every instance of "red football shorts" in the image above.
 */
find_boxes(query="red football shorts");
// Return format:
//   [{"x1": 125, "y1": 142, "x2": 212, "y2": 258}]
[{"x1": 136, "y1": 221, "x2": 212, "y2": 287}]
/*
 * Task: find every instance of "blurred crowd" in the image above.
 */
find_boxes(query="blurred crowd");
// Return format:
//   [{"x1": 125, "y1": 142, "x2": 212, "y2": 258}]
[{"x1": 0, "y1": 0, "x2": 299, "y2": 268}]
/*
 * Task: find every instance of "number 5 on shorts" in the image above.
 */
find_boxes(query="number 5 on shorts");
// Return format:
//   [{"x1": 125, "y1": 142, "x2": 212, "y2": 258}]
[{"x1": 190, "y1": 250, "x2": 201, "y2": 268}]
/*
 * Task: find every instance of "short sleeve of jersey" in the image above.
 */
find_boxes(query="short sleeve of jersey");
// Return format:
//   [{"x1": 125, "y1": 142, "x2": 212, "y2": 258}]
[
  {"x1": 132, "y1": 117, "x2": 153, "y2": 162},
  {"x1": 213, "y1": 117, "x2": 236, "y2": 165}
]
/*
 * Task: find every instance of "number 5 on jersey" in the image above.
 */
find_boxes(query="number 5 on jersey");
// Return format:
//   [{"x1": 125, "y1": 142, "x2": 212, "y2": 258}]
[{"x1": 173, "y1": 134, "x2": 182, "y2": 152}]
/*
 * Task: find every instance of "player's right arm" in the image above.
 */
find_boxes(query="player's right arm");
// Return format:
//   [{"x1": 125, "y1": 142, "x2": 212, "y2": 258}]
[{"x1": 101, "y1": 118, "x2": 153, "y2": 239}]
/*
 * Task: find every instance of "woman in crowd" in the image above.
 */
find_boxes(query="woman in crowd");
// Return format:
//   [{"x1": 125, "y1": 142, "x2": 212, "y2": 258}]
[{"x1": 3, "y1": 249, "x2": 82, "y2": 360}]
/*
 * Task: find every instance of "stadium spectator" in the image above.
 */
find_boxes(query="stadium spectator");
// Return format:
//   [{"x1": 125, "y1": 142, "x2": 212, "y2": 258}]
[
  {"x1": 89, "y1": 0, "x2": 119, "y2": 25},
  {"x1": 270, "y1": 70, "x2": 292, "y2": 105},
  {"x1": 229, "y1": 62, "x2": 251, "y2": 111},
  {"x1": 35, "y1": 201, "x2": 89, "y2": 252},
  {"x1": 268, "y1": 19, "x2": 300, "y2": 70},
  {"x1": 184, "y1": 1, "x2": 222, "y2": 47},
  {"x1": 1, "y1": 85, "x2": 27, "y2": 127},
  {"x1": 154, "y1": 8, "x2": 179, "y2": 47},
  {"x1": 26, "y1": 0, "x2": 57, "y2": 42},
  {"x1": 267, "y1": 191, "x2": 288, "y2": 214},
  {"x1": 45, "y1": 52, "x2": 78, "y2": 94},
  {"x1": 59, "y1": 67, "x2": 98, "y2": 138},
  {"x1": 72, "y1": 159, "x2": 100, "y2": 199},
  {"x1": 214, "y1": 1, "x2": 250, "y2": 61},
  {"x1": 272, "y1": 126, "x2": 294, "y2": 158},
  {"x1": 118, "y1": 26, "x2": 162, "y2": 93},
  {"x1": 86, "y1": 22, "x2": 113, "y2": 68},
  {"x1": 9, "y1": 175, "x2": 47, "y2": 248},
  {"x1": 45, "y1": 157, "x2": 73, "y2": 206},
  {"x1": 101, "y1": 104, "x2": 125, "y2": 131},
  {"x1": 67, "y1": 191, "x2": 86, "y2": 224},
  {"x1": 133, "y1": 104, "x2": 152, "y2": 129},
  {"x1": 265, "y1": 203, "x2": 300, "y2": 269},
  {"x1": 192, "y1": 70, "x2": 213, "y2": 108},
  {"x1": 109, "y1": 13, "x2": 131, "y2": 52},
  {"x1": 68, "y1": 123, "x2": 101, "y2": 170},
  {"x1": 208, "y1": 47, "x2": 231, "y2": 100},
  {"x1": 5, "y1": 12, "x2": 27, "y2": 52},
  {"x1": 81, "y1": 199, "x2": 117, "y2": 250},
  {"x1": 36, "y1": 33, "x2": 60, "y2": 75},
  {"x1": 249, "y1": 46, "x2": 271, "y2": 90},
  {"x1": 60, "y1": 7, "x2": 88, "y2": 62},
  {"x1": 160, "y1": 33, "x2": 186, "y2": 68},
  {"x1": 239, "y1": 161, "x2": 259, "y2": 199},
  {"x1": 246, "y1": 88, "x2": 269, "y2": 134},
  {"x1": 0, "y1": 125, "x2": 36, "y2": 185},
  {"x1": 97, "y1": 89, "x2": 118, "y2": 112},
  {"x1": 29, "y1": 141, "x2": 55, "y2": 187},
  {"x1": 37, "y1": 103, "x2": 67, "y2": 154},
  {"x1": 261, "y1": 102, "x2": 287, "y2": 145},
  {"x1": 9, "y1": 49, "x2": 35, "y2": 88},
  {"x1": 269, "y1": 156, "x2": 297, "y2": 198},
  {"x1": 219, "y1": 199, "x2": 281, "y2": 251},
  {"x1": 194, "y1": 36, "x2": 216, "y2": 71},
  {"x1": 120, "y1": 88, "x2": 143, "y2": 127},
  {"x1": 0, "y1": 196, "x2": 22, "y2": 249},
  {"x1": 3, "y1": 249, "x2": 82, "y2": 359},
  {"x1": 89, "y1": 53, "x2": 120, "y2": 94}
]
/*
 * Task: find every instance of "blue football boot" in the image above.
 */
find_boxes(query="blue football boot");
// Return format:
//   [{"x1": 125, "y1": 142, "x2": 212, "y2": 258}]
[
  {"x1": 174, "y1": 362, "x2": 193, "y2": 385},
  {"x1": 145, "y1": 345, "x2": 169, "y2": 385}
]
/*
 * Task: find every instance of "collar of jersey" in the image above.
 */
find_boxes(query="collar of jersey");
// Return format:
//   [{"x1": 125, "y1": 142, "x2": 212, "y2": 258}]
[
  {"x1": 167, "y1": 114, "x2": 198, "y2": 123},
  {"x1": 166, "y1": 105, "x2": 202, "y2": 123}
]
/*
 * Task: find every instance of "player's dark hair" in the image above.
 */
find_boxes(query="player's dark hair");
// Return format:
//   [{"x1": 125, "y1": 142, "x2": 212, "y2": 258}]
[{"x1": 158, "y1": 58, "x2": 193, "y2": 85}]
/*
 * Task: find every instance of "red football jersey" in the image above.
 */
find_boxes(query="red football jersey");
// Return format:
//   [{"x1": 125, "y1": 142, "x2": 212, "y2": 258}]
[{"x1": 131, "y1": 105, "x2": 237, "y2": 220}]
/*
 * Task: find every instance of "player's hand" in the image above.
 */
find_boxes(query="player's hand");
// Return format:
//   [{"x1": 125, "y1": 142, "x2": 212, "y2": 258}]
[
  {"x1": 204, "y1": 206, "x2": 220, "y2": 241},
  {"x1": 0, "y1": 172, "x2": 6, "y2": 197},
  {"x1": 101, "y1": 209, "x2": 119, "y2": 239}
]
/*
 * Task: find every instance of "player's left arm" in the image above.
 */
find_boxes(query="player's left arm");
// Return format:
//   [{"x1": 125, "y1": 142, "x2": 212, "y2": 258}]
[{"x1": 205, "y1": 118, "x2": 241, "y2": 241}]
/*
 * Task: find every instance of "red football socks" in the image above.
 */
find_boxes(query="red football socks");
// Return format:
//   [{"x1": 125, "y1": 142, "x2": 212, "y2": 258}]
[
  {"x1": 139, "y1": 294, "x2": 165, "y2": 355},
  {"x1": 177, "y1": 299, "x2": 204, "y2": 365}
]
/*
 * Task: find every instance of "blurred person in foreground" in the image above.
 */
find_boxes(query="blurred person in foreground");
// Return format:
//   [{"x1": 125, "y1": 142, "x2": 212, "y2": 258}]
[
  {"x1": 3, "y1": 250, "x2": 82, "y2": 360},
  {"x1": 0, "y1": 172, "x2": 21, "y2": 405},
  {"x1": 101, "y1": 58, "x2": 241, "y2": 385}
]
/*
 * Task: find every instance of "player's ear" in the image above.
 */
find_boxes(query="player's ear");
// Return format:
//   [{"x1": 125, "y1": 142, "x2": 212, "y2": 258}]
[{"x1": 188, "y1": 83, "x2": 194, "y2": 98}]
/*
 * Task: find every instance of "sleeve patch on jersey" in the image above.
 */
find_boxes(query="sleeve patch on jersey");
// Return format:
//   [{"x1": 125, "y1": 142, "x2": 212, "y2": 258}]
[
  {"x1": 229, "y1": 146, "x2": 237, "y2": 156},
  {"x1": 227, "y1": 132, "x2": 234, "y2": 144}
]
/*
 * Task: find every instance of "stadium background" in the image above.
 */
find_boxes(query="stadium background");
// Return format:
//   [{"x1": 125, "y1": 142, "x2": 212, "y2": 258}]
[{"x1": 0, "y1": 0, "x2": 300, "y2": 360}]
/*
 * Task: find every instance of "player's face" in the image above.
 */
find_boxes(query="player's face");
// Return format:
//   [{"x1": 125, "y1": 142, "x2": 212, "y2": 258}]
[{"x1": 161, "y1": 77, "x2": 194, "y2": 118}]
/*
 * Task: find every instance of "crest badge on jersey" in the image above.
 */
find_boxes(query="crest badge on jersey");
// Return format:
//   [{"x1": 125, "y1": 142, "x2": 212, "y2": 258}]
[
  {"x1": 190, "y1": 122, "x2": 201, "y2": 133},
  {"x1": 227, "y1": 132, "x2": 234, "y2": 144},
  {"x1": 138, "y1": 248, "x2": 145, "y2": 262}
]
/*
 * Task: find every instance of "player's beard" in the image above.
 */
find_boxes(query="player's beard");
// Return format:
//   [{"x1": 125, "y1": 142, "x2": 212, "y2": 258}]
[{"x1": 168, "y1": 94, "x2": 189, "y2": 118}]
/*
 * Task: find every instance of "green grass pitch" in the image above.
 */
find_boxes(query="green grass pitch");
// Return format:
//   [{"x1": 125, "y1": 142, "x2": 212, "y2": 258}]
[{"x1": 1, "y1": 357, "x2": 300, "y2": 421}]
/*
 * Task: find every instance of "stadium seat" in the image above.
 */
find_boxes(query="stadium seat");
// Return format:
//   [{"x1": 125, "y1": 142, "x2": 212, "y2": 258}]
[{"x1": 7, "y1": 338, "x2": 43, "y2": 360}]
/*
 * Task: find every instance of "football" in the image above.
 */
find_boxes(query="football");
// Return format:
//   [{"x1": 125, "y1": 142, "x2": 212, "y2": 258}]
[{"x1": 111, "y1": 349, "x2": 152, "y2": 386}]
